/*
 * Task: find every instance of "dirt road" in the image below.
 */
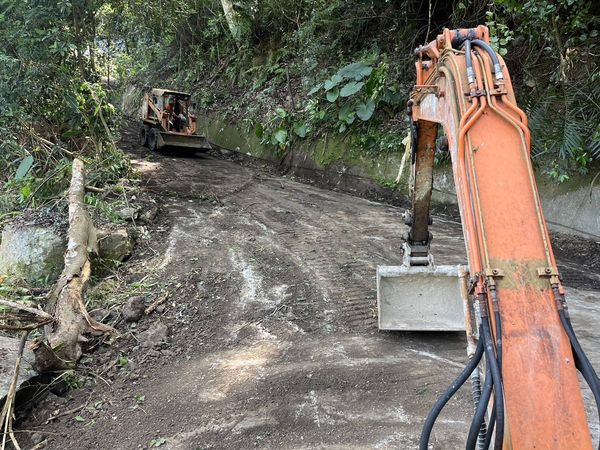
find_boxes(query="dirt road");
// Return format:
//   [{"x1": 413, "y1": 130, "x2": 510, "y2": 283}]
[{"x1": 23, "y1": 130, "x2": 600, "y2": 449}]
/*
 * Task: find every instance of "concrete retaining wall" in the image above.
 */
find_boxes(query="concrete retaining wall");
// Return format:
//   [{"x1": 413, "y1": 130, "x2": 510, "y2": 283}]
[{"x1": 202, "y1": 114, "x2": 599, "y2": 239}]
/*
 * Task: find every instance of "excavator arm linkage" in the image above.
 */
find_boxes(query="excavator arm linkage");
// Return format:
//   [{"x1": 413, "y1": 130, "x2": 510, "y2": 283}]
[{"x1": 406, "y1": 26, "x2": 597, "y2": 449}]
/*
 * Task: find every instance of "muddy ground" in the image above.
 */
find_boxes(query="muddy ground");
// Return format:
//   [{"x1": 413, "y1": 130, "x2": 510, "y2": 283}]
[{"x1": 16, "y1": 128, "x2": 600, "y2": 449}]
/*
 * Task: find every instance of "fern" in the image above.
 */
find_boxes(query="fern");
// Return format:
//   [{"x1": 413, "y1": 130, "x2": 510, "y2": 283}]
[{"x1": 526, "y1": 79, "x2": 600, "y2": 162}]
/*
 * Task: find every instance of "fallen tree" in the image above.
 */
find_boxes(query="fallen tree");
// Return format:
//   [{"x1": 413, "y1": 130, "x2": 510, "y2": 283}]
[
  {"x1": 1, "y1": 158, "x2": 116, "y2": 369},
  {"x1": 31, "y1": 158, "x2": 116, "y2": 372},
  {"x1": 0, "y1": 159, "x2": 117, "y2": 448}
]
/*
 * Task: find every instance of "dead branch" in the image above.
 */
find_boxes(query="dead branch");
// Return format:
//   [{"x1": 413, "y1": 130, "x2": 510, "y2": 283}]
[
  {"x1": 34, "y1": 159, "x2": 116, "y2": 372},
  {"x1": 29, "y1": 440, "x2": 48, "y2": 450},
  {"x1": 0, "y1": 298, "x2": 53, "y2": 321},
  {"x1": 44, "y1": 403, "x2": 86, "y2": 424},
  {"x1": 144, "y1": 292, "x2": 169, "y2": 316},
  {"x1": 84, "y1": 185, "x2": 104, "y2": 194}
]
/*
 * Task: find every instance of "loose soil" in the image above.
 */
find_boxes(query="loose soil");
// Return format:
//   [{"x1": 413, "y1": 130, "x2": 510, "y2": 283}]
[{"x1": 15, "y1": 128, "x2": 600, "y2": 450}]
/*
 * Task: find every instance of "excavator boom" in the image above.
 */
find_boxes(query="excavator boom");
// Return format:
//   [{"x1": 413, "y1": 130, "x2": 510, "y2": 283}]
[{"x1": 392, "y1": 26, "x2": 597, "y2": 448}]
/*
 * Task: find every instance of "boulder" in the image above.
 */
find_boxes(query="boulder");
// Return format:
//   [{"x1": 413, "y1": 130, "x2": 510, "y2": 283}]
[
  {"x1": 0, "y1": 336, "x2": 36, "y2": 401},
  {"x1": 0, "y1": 224, "x2": 66, "y2": 285},
  {"x1": 97, "y1": 228, "x2": 133, "y2": 263}
]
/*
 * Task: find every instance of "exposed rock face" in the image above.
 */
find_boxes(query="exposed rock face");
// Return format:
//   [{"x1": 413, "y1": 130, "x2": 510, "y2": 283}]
[{"x1": 0, "y1": 224, "x2": 66, "y2": 285}]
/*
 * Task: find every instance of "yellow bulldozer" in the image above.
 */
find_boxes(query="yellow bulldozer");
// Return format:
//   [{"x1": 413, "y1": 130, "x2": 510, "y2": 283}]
[{"x1": 138, "y1": 88, "x2": 211, "y2": 152}]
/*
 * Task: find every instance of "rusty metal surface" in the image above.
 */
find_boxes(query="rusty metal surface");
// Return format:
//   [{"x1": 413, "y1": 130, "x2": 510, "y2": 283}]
[
  {"x1": 410, "y1": 27, "x2": 593, "y2": 448},
  {"x1": 409, "y1": 120, "x2": 437, "y2": 245}
]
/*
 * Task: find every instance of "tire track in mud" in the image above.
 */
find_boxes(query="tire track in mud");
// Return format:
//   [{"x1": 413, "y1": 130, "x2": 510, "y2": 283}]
[{"x1": 225, "y1": 184, "x2": 404, "y2": 332}]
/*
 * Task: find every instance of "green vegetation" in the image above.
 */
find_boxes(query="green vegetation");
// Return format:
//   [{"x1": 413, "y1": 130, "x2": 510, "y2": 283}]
[
  {"x1": 0, "y1": 0, "x2": 599, "y2": 210},
  {"x1": 0, "y1": 0, "x2": 130, "y2": 219},
  {"x1": 491, "y1": 0, "x2": 600, "y2": 181}
]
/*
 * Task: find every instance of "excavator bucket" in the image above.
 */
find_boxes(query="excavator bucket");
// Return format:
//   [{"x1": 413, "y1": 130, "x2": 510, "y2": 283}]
[{"x1": 377, "y1": 264, "x2": 466, "y2": 331}]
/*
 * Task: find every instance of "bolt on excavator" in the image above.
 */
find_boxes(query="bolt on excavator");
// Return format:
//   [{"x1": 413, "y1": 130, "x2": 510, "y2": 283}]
[{"x1": 376, "y1": 26, "x2": 599, "y2": 449}]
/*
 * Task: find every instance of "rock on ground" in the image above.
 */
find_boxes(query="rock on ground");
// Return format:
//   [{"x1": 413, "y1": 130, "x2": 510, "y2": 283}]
[
  {"x1": 0, "y1": 224, "x2": 66, "y2": 285},
  {"x1": 115, "y1": 206, "x2": 138, "y2": 221},
  {"x1": 96, "y1": 228, "x2": 133, "y2": 263},
  {"x1": 137, "y1": 322, "x2": 169, "y2": 347},
  {"x1": 138, "y1": 203, "x2": 158, "y2": 223},
  {"x1": 122, "y1": 296, "x2": 145, "y2": 322},
  {"x1": 0, "y1": 336, "x2": 36, "y2": 401}
]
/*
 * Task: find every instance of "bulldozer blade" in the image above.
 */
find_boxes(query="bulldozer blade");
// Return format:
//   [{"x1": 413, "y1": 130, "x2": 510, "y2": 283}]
[
  {"x1": 157, "y1": 132, "x2": 212, "y2": 151},
  {"x1": 376, "y1": 265, "x2": 465, "y2": 331}
]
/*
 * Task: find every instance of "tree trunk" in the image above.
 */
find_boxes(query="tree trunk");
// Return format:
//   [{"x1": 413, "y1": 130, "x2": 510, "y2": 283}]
[
  {"x1": 33, "y1": 159, "x2": 114, "y2": 372},
  {"x1": 220, "y1": 0, "x2": 249, "y2": 45}
]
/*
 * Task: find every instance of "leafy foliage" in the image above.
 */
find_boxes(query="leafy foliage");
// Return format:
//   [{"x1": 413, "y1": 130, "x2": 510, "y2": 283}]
[
  {"x1": 0, "y1": 0, "x2": 130, "y2": 217},
  {"x1": 489, "y1": 0, "x2": 600, "y2": 179},
  {"x1": 2, "y1": 0, "x2": 599, "y2": 188}
]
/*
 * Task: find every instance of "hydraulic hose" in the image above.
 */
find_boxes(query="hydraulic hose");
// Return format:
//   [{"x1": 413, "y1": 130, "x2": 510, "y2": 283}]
[
  {"x1": 490, "y1": 288, "x2": 503, "y2": 371},
  {"x1": 466, "y1": 363, "x2": 493, "y2": 450},
  {"x1": 495, "y1": 311, "x2": 502, "y2": 370},
  {"x1": 481, "y1": 318, "x2": 504, "y2": 450},
  {"x1": 462, "y1": 39, "x2": 475, "y2": 85},
  {"x1": 557, "y1": 306, "x2": 600, "y2": 450},
  {"x1": 469, "y1": 368, "x2": 489, "y2": 448},
  {"x1": 419, "y1": 337, "x2": 485, "y2": 450},
  {"x1": 482, "y1": 406, "x2": 496, "y2": 450},
  {"x1": 470, "y1": 39, "x2": 503, "y2": 80},
  {"x1": 560, "y1": 308, "x2": 600, "y2": 383}
]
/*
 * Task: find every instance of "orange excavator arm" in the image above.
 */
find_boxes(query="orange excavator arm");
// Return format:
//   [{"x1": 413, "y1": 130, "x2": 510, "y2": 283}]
[{"x1": 410, "y1": 26, "x2": 599, "y2": 449}]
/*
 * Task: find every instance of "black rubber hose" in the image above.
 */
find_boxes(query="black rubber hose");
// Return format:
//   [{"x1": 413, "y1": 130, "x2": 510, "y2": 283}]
[
  {"x1": 481, "y1": 319, "x2": 504, "y2": 449},
  {"x1": 466, "y1": 362, "x2": 493, "y2": 450},
  {"x1": 482, "y1": 405, "x2": 496, "y2": 450},
  {"x1": 471, "y1": 39, "x2": 503, "y2": 80},
  {"x1": 419, "y1": 338, "x2": 485, "y2": 450},
  {"x1": 469, "y1": 369, "x2": 488, "y2": 448},
  {"x1": 494, "y1": 310, "x2": 503, "y2": 370},
  {"x1": 558, "y1": 309, "x2": 600, "y2": 449},
  {"x1": 562, "y1": 311, "x2": 600, "y2": 383},
  {"x1": 462, "y1": 39, "x2": 475, "y2": 85}
]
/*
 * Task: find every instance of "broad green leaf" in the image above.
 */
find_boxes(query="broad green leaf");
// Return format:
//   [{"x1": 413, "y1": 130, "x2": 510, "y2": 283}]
[
  {"x1": 308, "y1": 84, "x2": 322, "y2": 95},
  {"x1": 275, "y1": 107, "x2": 288, "y2": 118},
  {"x1": 293, "y1": 122, "x2": 308, "y2": 138},
  {"x1": 15, "y1": 155, "x2": 34, "y2": 180},
  {"x1": 324, "y1": 74, "x2": 343, "y2": 91},
  {"x1": 337, "y1": 62, "x2": 373, "y2": 81},
  {"x1": 74, "y1": 415, "x2": 85, "y2": 422},
  {"x1": 356, "y1": 99, "x2": 376, "y2": 121},
  {"x1": 338, "y1": 104, "x2": 355, "y2": 124},
  {"x1": 150, "y1": 438, "x2": 167, "y2": 447},
  {"x1": 340, "y1": 81, "x2": 364, "y2": 97},
  {"x1": 326, "y1": 88, "x2": 339, "y2": 102},
  {"x1": 20, "y1": 184, "x2": 32, "y2": 200},
  {"x1": 273, "y1": 129, "x2": 288, "y2": 145}
]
